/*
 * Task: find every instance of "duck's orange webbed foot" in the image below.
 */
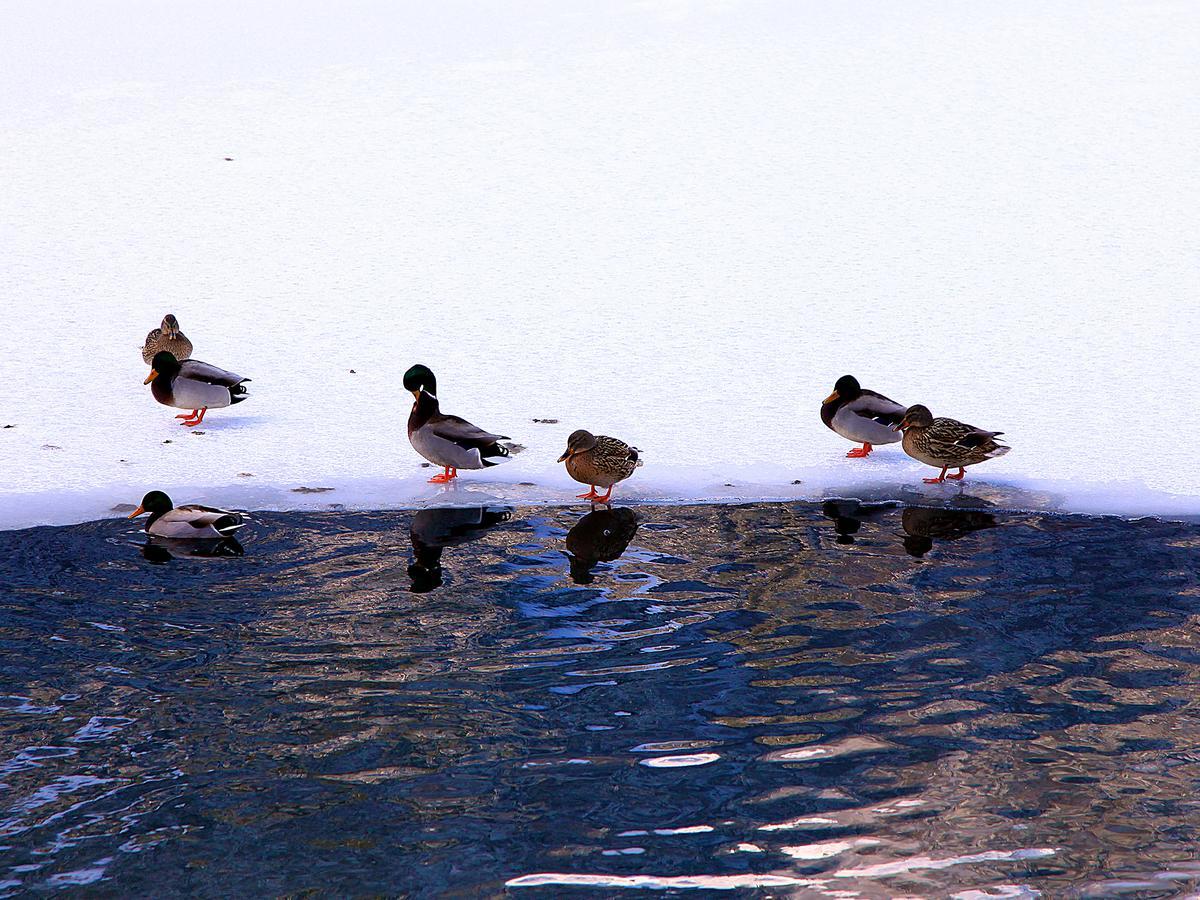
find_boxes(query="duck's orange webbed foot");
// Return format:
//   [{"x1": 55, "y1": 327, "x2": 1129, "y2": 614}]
[
  {"x1": 429, "y1": 467, "x2": 458, "y2": 484},
  {"x1": 923, "y1": 466, "x2": 949, "y2": 484},
  {"x1": 176, "y1": 410, "x2": 199, "y2": 421},
  {"x1": 946, "y1": 468, "x2": 966, "y2": 481},
  {"x1": 180, "y1": 407, "x2": 208, "y2": 427},
  {"x1": 577, "y1": 487, "x2": 601, "y2": 500},
  {"x1": 846, "y1": 443, "x2": 873, "y2": 458},
  {"x1": 592, "y1": 486, "x2": 614, "y2": 503}
]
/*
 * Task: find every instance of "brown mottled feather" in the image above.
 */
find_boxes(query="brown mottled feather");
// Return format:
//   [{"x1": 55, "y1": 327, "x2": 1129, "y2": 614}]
[
  {"x1": 903, "y1": 417, "x2": 1009, "y2": 468},
  {"x1": 565, "y1": 436, "x2": 641, "y2": 489},
  {"x1": 142, "y1": 329, "x2": 193, "y2": 365}
]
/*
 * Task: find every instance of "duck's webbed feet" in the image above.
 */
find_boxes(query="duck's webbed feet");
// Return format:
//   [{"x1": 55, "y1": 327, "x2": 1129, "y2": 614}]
[
  {"x1": 846, "y1": 443, "x2": 872, "y2": 458},
  {"x1": 429, "y1": 467, "x2": 458, "y2": 484},
  {"x1": 923, "y1": 466, "x2": 949, "y2": 484},
  {"x1": 179, "y1": 408, "x2": 207, "y2": 427},
  {"x1": 577, "y1": 487, "x2": 601, "y2": 500},
  {"x1": 945, "y1": 467, "x2": 966, "y2": 481}
]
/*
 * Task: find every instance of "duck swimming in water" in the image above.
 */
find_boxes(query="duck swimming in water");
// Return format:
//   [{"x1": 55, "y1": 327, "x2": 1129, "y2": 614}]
[{"x1": 127, "y1": 490, "x2": 247, "y2": 539}]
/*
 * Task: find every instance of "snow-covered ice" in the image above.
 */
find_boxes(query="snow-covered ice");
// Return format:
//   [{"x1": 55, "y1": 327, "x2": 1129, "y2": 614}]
[{"x1": 2, "y1": 1, "x2": 1198, "y2": 530}]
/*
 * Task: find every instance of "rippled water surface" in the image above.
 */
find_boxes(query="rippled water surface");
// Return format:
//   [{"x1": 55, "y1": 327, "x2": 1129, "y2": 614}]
[{"x1": 2, "y1": 501, "x2": 1199, "y2": 897}]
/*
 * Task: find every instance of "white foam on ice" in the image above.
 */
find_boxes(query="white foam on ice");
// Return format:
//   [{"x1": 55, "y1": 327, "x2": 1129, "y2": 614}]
[{"x1": 2, "y1": 1, "x2": 1197, "y2": 530}]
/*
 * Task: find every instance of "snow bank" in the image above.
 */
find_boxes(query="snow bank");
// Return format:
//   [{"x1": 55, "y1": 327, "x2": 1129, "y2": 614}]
[{"x1": 2, "y1": 1, "x2": 1197, "y2": 529}]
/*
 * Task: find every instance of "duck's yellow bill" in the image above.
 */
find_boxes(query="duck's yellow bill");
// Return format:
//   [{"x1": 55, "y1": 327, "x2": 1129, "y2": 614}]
[
  {"x1": 143, "y1": 370, "x2": 158, "y2": 385},
  {"x1": 126, "y1": 506, "x2": 145, "y2": 519},
  {"x1": 823, "y1": 391, "x2": 839, "y2": 404}
]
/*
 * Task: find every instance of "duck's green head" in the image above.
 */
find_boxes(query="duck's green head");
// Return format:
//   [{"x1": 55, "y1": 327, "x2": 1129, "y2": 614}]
[
  {"x1": 824, "y1": 375, "x2": 861, "y2": 405},
  {"x1": 162, "y1": 314, "x2": 182, "y2": 339},
  {"x1": 895, "y1": 404, "x2": 934, "y2": 431},
  {"x1": 145, "y1": 351, "x2": 181, "y2": 384},
  {"x1": 127, "y1": 490, "x2": 173, "y2": 519},
  {"x1": 558, "y1": 429, "x2": 597, "y2": 463},
  {"x1": 403, "y1": 364, "x2": 437, "y2": 400}
]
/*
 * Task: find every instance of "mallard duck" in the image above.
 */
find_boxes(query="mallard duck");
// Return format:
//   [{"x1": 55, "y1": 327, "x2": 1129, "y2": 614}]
[
  {"x1": 893, "y1": 404, "x2": 1010, "y2": 483},
  {"x1": 821, "y1": 375, "x2": 906, "y2": 458},
  {"x1": 144, "y1": 351, "x2": 250, "y2": 426},
  {"x1": 557, "y1": 430, "x2": 642, "y2": 502},
  {"x1": 127, "y1": 490, "x2": 247, "y2": 538},
  {"x1": 142, "y1": 314, "x2": 193, "y2": 365},
  {"x1": 403, "y1": 365, "x2": 510, "y2": 483}
]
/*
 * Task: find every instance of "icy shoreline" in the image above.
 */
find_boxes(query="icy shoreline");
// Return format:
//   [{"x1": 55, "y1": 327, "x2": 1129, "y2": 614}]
[{"x1": 3, "y1": 466, "x2": 1196, "y2": 533}]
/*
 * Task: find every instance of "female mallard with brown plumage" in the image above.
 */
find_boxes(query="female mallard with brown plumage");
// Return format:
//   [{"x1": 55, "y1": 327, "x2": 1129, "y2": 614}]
[
  {"x1": 558, "y1": 430, "x2": 642, "y2": 503},
  {"x1": 893, "y1": 404, "x2": 1010, "y2": 483},
  {"x1": 142, "y1": 314, "x2": 193, "y2": 365},
  {"x1": 821, "y1": 374, "x2": 906, "y2": 458}
]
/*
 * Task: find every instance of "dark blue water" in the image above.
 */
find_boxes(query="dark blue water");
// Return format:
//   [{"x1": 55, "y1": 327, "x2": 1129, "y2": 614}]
[{"x1": 1, "y1": 501, "x2": 1199, "y2": 897}]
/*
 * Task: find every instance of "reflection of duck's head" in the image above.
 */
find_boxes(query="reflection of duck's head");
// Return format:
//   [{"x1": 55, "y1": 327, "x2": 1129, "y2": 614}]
[
  {"x1": 564, "y1": 507, "x2": 639, "y2": 584},
  {"x1": 408, "y1": 505, "x2": 512, "y2": 592},
  {"x1": 901, "y1": 507, "x2": 998, "y2": 557}
]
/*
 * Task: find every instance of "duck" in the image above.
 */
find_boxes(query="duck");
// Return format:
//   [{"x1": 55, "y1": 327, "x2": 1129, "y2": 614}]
[
  {"x1": 557, "y1": 430, "x2": 642, "y2": 503},
  {"x1": 403, "y1": 365, "x2": 510, "y2": 483},
  {"x1": 144, "y1": 351, "x2": 250, "y2": 426},
  {"x1": 142, "y1": 314, "x2": 193, "y2": 365},
  {"x1": 893, "y1": 404, "x2": 1010, "y2": 483},
  {"x1": 821, "y1": 375, "x2": 906, "y2": 458},
  {"x1": 127, "y1": 490, "x2": 247, "y2": 538}
]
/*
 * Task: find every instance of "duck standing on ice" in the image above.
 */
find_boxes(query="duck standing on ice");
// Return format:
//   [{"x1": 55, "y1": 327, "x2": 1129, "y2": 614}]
[
  {"x1": 893, "y1": 404, "x2": 1010, "y2": 483},
  {"x1": 404, "y1": 364, "x2": 511, "y2": 483},
  {"x1": 142, "y1": 314, "x2": 193, "y2": 365},
  {"x1": 821, "y1": 375, "x2": 907, "y2": 458},
  {"x1": 558, "y1": 430, "x2": 642, "y2": 503},
  {"x1": 144, "y1": 351, "x2": 251, "y2": 427}
]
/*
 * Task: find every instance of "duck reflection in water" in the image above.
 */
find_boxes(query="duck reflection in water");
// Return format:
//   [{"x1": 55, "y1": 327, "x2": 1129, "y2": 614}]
[
  {"x1": 901, "y1": 506, "x2": 998, "y2": 558},
  {"x1": 141, "y1": 537, "x2": 245, "y2": 563},
  {"x1": 821, "y1": 499, "x2": 895, "y2": 545},
  {"x1": 563, "y1": 507, "x2": 639, "y2": 584},
  {"x1": 409, "y1": 506, "x2": 513, "y2": 593}
]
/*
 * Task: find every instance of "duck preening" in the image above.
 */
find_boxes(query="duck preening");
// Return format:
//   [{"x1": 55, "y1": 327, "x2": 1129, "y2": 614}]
[
  {"x1": 893, "y1": 404, "x2": 1010, "y2": 483},
  {"x1": 403, "y1": 364, "x2": 510, "y2": 483},
  {"x1": 821, "y1": 375, "x2": 906, "y2": 458},
  {"x1": 142, "y1": 314, "x2": 193, "y2": 365},
  {"x1": 127, "y1": 490, "x2": 247, "y2": 538},
  {"x1": 558, "y1": 430, "x2": 642, "y2": 503},
  {"x1": 144, "y1": 351, "x2": 250, "y2": 426}
]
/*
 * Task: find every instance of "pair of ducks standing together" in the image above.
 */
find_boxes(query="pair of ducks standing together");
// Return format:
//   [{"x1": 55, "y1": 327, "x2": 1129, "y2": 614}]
[{"x1": 131, "y1": 315, "x2": 1010, "y2": 538}]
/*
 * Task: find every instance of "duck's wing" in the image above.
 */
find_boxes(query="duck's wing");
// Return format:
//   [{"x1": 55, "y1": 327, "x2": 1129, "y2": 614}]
[
  {"x1": 178, "y1": 359, "x2": 249, "y2": 387},
  {"x1": 429, "y1": 414, "x2": 510, "y2": 451},
  {"x1": 929, "y1": 417, "x2": 1008, "y2": 458},
  {"x1": 849, "y1": 389, "x2": 906, "y2": 427},
  {"x1": 173, "y1": 505, "x2": 247, "y2": 534}
]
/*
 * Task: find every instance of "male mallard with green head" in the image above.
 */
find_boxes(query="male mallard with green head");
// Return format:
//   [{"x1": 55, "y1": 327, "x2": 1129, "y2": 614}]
[
  {"x1": 893, "y1": 404, "x2": 1010, "y2": 483},
  {"x1": 142, "y1": 314, "x2": 193, "y2": 365},
  {"x1": 557, "y1": 430, "x2": 642, "y2": 503},
  {"x1": 403, "y1": 364, "x2": 510, "y2": 483},
  {"x1": 127, "y1": 490, "x2": 246, "y2": 538},
  {"x1": 144, "y1": 350, "x2": 250, "y2": 426},
  {"x1": 821, "y1": 374, "x2": 906, "y2": 458}
]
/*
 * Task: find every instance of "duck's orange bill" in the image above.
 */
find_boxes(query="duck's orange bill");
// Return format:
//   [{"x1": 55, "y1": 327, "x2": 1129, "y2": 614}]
[
  {"x1": 823, "y1": 391, "x2": 839, "y2": 404},
  {"x1": 143, "y1": 370, "x2": 158, "y2": 385},
  {"x1": 126, "y1": 505, "x2": 146, "y2": 519},
  {"x1": 557, "y1": 450, "x2": 571, "y2": 463}
]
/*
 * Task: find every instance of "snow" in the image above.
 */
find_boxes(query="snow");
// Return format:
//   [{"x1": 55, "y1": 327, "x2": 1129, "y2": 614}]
[{"x1": 2, "y1": 1, "x2": 1198, "y2": 530}]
